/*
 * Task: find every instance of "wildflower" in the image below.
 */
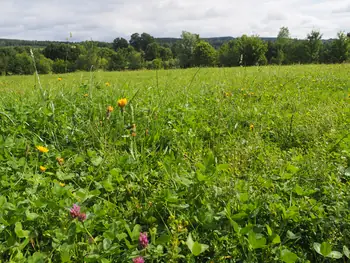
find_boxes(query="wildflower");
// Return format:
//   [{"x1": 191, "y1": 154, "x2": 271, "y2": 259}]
[
  {"x1": 39, "y1": 166, "x2": 47, "y2": 172},
  {"x1": 58, "y1": 77, "x2": 62, "y2": 81},
  {"x1": 59, "y1": 182, "x2": 65, "y2": 187},
  {"x1": 132, "y1": 256, "x2": 145, "y2": 263},
  {"x1": 250, "y1": 124, "x2": 254, "y2": 131},
  {"x1": 106, "y1": 106, "x2": 114, "y2": 119},
  {"x1": 131, "y1": 132, "x2": 137, "y2": 137},
  {"x1": 105, "y1": 82, "x2": 110, "y2": 87},
  {"x1": 224, "y1": 92, "x2": 232, "y2": 97},
  {"x1": 139, "y1": 232, "x2": 149, "y2": 248},
  {"x1": 78, "y1": 213, "x2": 87, "y2": 222},
  {"x1": 70, "y1": 204, "x2": 81, "y2": 219},
  {"x1": 107, "y1": 106, "x2": 114, "y2": 112},
  {"x1": 117, "y1": 98, "x2": 127, "y2": 108},
  {"x1": 36, "y1": 146, "x2": 49, "y2": 153},
  {"x1": 56, "y1": 157, "x2": 64, "y2": 166},
  {"x1": 83, "y1": 93, "x2": 88, "y2": 97}
]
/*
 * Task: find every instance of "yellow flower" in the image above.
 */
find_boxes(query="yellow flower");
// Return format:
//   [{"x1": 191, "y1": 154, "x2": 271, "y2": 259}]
[
  {"x1": 57, "y1": 77, "x2": 62, "y2": 81},
  {"x1": 117, "y1": 98, "x2": 128, "y2": 108},
  {"x1": 83, "y1": 93, "x2": 88, "y2": 97},
  {"x1": 107, "y1": 106, "x2": 114, "y2": 112},
  {"x1": 250, "y1": 124, "x2": 254, "y2": 131},
  {"x1": 39, "y1": 166, "x2": 47, "y2": 172},
  {"x1": 36, "y1": 146, "x2": 49, "y2": 153},
  {"x1": 59, "y1": 182, "x2": 65, "y2": 187},
  {"x1": 105, "y1": 82, "x2": 110, "y2": 87}
]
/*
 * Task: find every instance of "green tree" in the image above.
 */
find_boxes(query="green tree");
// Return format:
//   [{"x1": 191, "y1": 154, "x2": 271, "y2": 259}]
[
  {"x1": 218, "y1": 40, "x2": 240, "y2": 67},
  {"x1": 306, "y1": 30, "x2": 323, "y2": 63},
  {"x1": 176, "y1": 31, "x2": 200, "y2": 68},
  {"x1": 235, "y1": 35, "x2": 268, "y2": 66},
  {"x1": 52, "y1": 59, "x2": 69, "y2": 74},
  {"x1": 8, "y1": 52, "x2": 34, "y2": 75},
  {"x1": 140, "y1": 33, "x2": 155, "y2": 51},
  {"x1": 331, "y1": 31, "x2": 349, "y2": 63},
  {"x1": 193, "y1": 41, "x2": 217, "y2": 67},
  {"x1": 129, "y1": 33, "x2": 141, "y2": 51},
  {"x1": 128, "y1": 51, "x2": 143, "y2": 70},
  {"x1": 159, "y1": 46, "x2": 173, "y2": 61},
  {"x1": 108, "y1": 51, "x2": 127, "y2": 71},
  {"x1": 112, "y1": 37, "x2": 129, "y2": 51},
  {"x1": 145, "y1": 42, "x2": 160, "y2": 61},
  {"x1": 275, "y1": 27, "x2": 291, "y2": 64}
]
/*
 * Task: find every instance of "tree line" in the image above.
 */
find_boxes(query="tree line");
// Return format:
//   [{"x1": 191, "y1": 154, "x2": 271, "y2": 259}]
[{"x1": 0, "y1": 28, "x2": 349, "y2": 75}]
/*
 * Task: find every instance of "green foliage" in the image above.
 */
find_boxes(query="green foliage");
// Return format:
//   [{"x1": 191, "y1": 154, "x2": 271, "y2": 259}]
[
  {"x1": 177, "y1": 31, "x2": 200, "y2": 68},
  {"x1": 112, "y1": 37, "x2": 129, "y2": 51},
  {"x1": 193, "y1": 41, "x2": 217, "y2": 67},
  {"x1": 0, "y1": 65, "x2": 349, "y2": 262},
  {"x1": 145, "y1": 42, "x2": 160, "y2": 61},
  {"x1": 306, "y1": 30, "x2": 323, "y2": 63},
  {"x1": 235, "y1": 35, "x2": 268, "y2": 66}
]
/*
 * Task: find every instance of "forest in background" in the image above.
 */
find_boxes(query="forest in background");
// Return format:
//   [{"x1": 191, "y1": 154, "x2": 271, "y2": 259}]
[{"x1": 0, "y1": 28, "x2": 349, "y2": 75}]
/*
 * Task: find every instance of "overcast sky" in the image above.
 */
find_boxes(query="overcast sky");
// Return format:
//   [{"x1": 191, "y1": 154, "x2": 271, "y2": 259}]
[{"x1": 1, "y1": 0, "x2": 349, "y2": 42}]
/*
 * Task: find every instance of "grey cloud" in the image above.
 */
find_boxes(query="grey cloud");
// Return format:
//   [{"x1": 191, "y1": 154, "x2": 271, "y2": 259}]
[{"x1": 0, "y1": 0, "x2": 349, "y2": 41}]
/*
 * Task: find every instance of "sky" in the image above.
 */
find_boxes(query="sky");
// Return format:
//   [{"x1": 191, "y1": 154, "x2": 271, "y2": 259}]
[{"x1": 1, "y1": 0, "x2": 349, "y2": 42}]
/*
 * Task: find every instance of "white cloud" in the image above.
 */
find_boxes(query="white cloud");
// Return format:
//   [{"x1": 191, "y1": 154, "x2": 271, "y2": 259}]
[{"x1": 0, "y1": 0, "x2": 349, "y2": 41}]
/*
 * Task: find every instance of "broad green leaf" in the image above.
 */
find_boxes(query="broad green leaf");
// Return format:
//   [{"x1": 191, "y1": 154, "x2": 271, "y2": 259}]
[
  {"x1": 287, "y1": 230, "x2": 299, "y2": 240},
  {"x1": 27, "y1": 252, "x2": 45, "y2": 263},
  {"x1": 271, "y1": 234, "x2": 281, "y2": 244},
  {"x1": 327, "y1": 251, "x2": 342, "y2": 259},
  {"x1": 343, "y1": 245, "x2": 350, "y2": 258},
  {"x1": 102, "y1": 179, "x2": 114, "y2": 192},
  {"x1": 91, "y1": 156, "x2": 103, "y2": 166},
  {"x1": 320, "y1": 242, "x2": 332, "y2": 256},
  {"x1": 217, "y1": 163, "x2": 230, "y2": 171},
  {"x1": 101, "y1": 259, "x2": 111, "y2": 263},
  {"x1": 192, "y1": 242, "x2": 209, "y2": 256},
  {"x1": 156, "y1": 234, "x2": 170, "y2": 245},
  {"x1": 103, "y1": 238, "x2": 112, "y2": 250},
  {"x1": 248, "y1": 231, "x2": 266, "y2": 249},
  {"x1": 131, "y1": 224, "x2": 141, "y2": 241},
  {"x1": 26, "y1": 210, "x2": 39, "y2": 221},
  {"x1": 281, "y1": 249, "x2": 298, "y2": 263},
  {"x1": 15, "y1": 222, "x2": 29, "y2": 238},
  {"x1": 265, "y1": 225, "x2": 272, "y2": 236},
  {"x1": 313, "y1": 242, "x2": 321, "y2": 255},
  {"x1": 186, "y1": 233, "x2": 195, "y2": 252},
  {"x1": 116, "y1": 233, "x2": 127, "y2": 241},
  {"x1": 186, "y1": 233, "x2": 209, "y2": 256}
]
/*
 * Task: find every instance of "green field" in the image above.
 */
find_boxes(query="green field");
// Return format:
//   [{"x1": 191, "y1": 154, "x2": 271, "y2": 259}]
[{"x1": 0, "y1": 65, "x2": 350, "y2": 262}]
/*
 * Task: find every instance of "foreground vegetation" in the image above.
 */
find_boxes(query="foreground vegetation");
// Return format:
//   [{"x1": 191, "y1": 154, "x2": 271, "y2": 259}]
[{"x1": 0, "y1": 64, "x2": 350, "y2": 262}]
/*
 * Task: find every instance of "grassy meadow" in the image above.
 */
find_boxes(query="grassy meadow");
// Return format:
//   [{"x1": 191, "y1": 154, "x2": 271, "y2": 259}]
[{"x1": 0, "y1": 64, "x2": 350, "y2": 262}]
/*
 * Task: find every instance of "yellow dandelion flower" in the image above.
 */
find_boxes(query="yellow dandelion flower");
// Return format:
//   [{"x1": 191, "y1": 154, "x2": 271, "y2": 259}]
[
  {"x1": 117, "y1": 98, "x2": 128, "y2": 108},
  {"x1": 83, "y1": 93, "x2": 88, "y2": 97},
  {"x1": 39, "y1": 166, "x2": 47, "y2": 172},
  {"x1": 105, "y1": 82, "x2": 110, "y2": 87},
  {"x1": 250, "y1": 124, "x2": 254, "y2": 131},
  {"x1": 107, "y1": 106, "x2": 114, "y2": 112},
  {"x1": 36, "y1": 146, "x2": 49, "y2": 153},
  {"x1": 59, "y1": 182, "x2": 65, "y2": 187},
  {"x1": 57, "y1": 77, "x2": 62, "y2": 81}
]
